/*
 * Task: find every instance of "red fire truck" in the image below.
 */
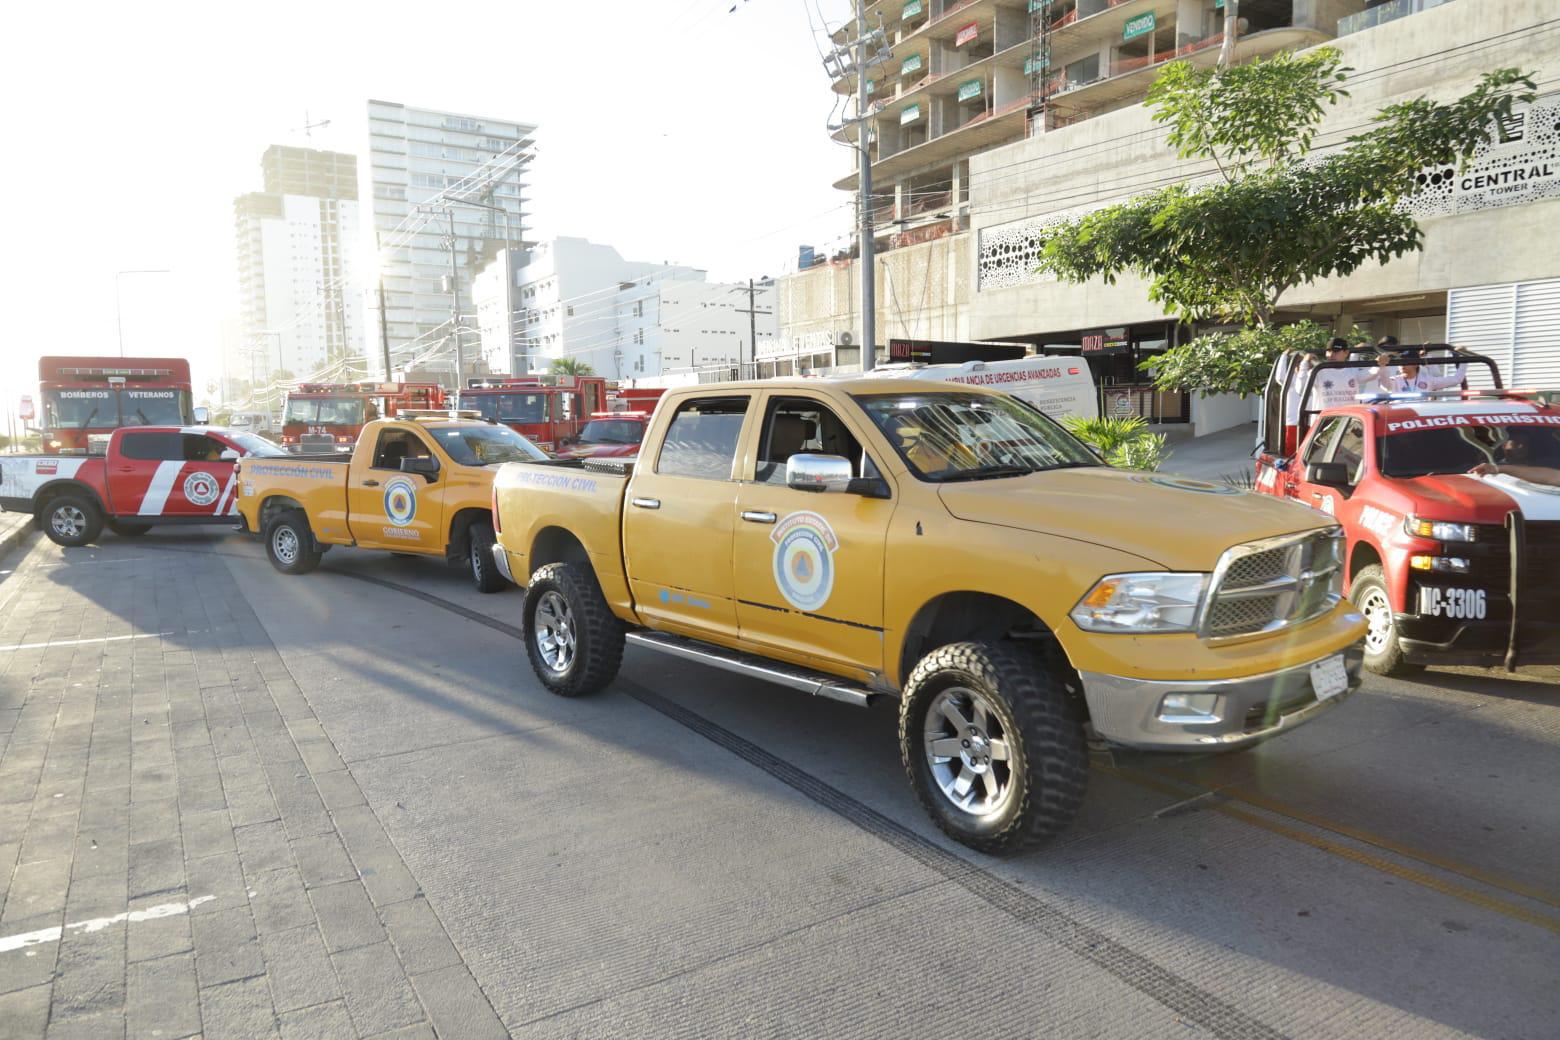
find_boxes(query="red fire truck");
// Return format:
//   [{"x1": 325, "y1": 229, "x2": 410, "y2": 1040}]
[
  {"x1": 456, "y1": 375, "x2": 608, "y2": 454},
  {"x1": 35, "y1": 356, "x2": 194, "y2": 455},
  {"x1": 280, "y1": 382, "x2": 446, "y2": 453}
]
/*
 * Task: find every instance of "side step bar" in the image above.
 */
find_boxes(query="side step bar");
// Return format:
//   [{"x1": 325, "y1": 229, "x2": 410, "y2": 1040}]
[{"x1": 624, "y1": 631, "x2": 881, "y2": 708}]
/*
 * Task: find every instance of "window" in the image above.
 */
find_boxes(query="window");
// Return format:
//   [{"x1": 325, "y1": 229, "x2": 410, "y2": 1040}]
[
  {"x1": 119, "y1": 431, "x2": 183, "y2": 461},
  {"x1": 1303, "y1": 417, "x2": 1345, "y2": 466},
  {"x1": 633, "y1": 329, "x2": 644, "y2": 345},
  {"x1": 854, "y1": 392, "x2": 1096, "y2": 481},
  {"x1": 1332, "y1": 420, "x2": 1367, "y2": 483},
  {"x1": 427, "y1": 425, "x2": 548, "y2": 466},
  {"x1": 634, "y1": 300, "x2": 644, "y2": 318},
  {"x1": 371, "y1": 429, "x2": 434, "y2": 471},
  {"x1": 181, "y1": 435, "x2": 226, "y2": 462},
  {"x1": 656, "y1": 397, "x2": 749, "y2": 480},
  {"x1": 755, "y1": 397, "x2": 877, "y2": 485}
]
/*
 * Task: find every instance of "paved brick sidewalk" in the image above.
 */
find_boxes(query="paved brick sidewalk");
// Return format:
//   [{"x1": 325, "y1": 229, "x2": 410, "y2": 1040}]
[{"x1": 0, "y1": 539, "x2": 504, "y2": 1038}]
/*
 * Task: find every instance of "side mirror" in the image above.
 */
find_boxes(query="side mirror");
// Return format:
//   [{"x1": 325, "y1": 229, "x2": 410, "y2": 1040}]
[
  {"x1": 786, "y1": 453, "x2": 855, "y2": 494},
  {"x1": 401, "y1": 456, "x2": 440, "y2": 481},
  {"x1": 1307, "y1": 461, "x2": 1351, "y2": 488},
  {"x1": 220, "y1": 449, "x2": 240, "y2": 462},
  {"x1": 193, "y1": 407, "x2": 210, "y2": 424}
]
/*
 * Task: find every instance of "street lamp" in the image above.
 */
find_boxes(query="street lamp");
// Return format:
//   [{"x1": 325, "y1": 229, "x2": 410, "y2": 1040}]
[{"x1": 115, "y1": 269, "x2": 171, "y2": 357}]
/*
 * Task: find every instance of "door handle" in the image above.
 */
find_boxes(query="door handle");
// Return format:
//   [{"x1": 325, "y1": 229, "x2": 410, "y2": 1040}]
[
  {"x1": 630, "y1": 497, "x2": 660, "y2": 510},
  {"x1": 118, "y1": 466, "x2": 135, "y2": 473},
  {"x1": 363, "y1": 479, "x2": 380, "y2": 487},
  {"x1": 740, "y1": 510, "x2": 777, "y2": 524}
]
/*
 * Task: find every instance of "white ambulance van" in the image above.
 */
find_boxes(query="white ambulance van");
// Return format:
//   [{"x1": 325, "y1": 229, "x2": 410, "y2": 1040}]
[{"x1": 864, "y1": 357, "x2": 1099, "y2": 421}]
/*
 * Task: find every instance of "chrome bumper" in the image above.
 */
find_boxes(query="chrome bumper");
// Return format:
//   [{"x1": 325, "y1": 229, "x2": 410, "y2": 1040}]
[
  {"x1": 491, "y1": 544, "x2": 517, "y2": 585},
  {"x1": 1079, "y1": 647, "x2": 1363, "y2": 751}
]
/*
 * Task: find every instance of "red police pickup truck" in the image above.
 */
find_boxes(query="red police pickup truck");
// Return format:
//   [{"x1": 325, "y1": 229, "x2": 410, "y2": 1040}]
[
  {"x1": 0, "y1": 426, "x2": 285, "y2": 547},
  {"x1": 1255, "y1": 347, "x2": 1560, "y2": 674}
]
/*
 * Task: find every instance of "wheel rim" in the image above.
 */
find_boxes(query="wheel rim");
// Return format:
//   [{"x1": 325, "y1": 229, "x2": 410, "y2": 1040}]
[
  {"x1": 923, "y1": 686, "x2": 1015, "y2": 818},
  {"x1": 272, "y1": 526, "x2": 300, "y2": 566},
  {"x1": 51, "y1": 506, "x2": 85, "y2": 539},
  {"x1": 533, "y1": 590, "x2": 576, "y2": 673},
  {"x1": 471, "y1": 540, "x2": 483, "y2": 575},
  {"x1": 1359, "y1": 586, "x2": 1394, "y2": 655}
]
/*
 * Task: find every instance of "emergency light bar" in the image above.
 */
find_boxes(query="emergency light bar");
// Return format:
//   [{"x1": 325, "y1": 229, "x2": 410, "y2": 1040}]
[{"x1": 400, "y1": 409, "x2": 487, "y2": 421}]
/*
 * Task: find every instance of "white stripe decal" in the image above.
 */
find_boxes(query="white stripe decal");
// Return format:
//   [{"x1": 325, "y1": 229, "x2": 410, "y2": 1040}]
[
  {"x1": 1478, "y1": 475, "x2": 1560, "y2": 521},
  {"x1": 138, "y1": 461, "x2": 185, "y2": 515},
  {"x1": 0, "y1": 456, "x2": 88, "y2": 501},
  {"x1": 214, "y1": 474, "x2": 236, "y2": 516}
]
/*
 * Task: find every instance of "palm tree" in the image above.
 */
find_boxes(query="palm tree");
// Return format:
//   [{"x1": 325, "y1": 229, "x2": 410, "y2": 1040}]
[{"x1": 549, "y1": 358, "x2": 595, "y2": 376}]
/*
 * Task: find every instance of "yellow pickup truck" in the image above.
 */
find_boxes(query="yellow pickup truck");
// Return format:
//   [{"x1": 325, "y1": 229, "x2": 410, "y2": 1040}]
[
  {"x1": 236, "y1": 414, "x2": 547, "y2": 591},
  {"x1": 491, "y1": 379, "x2": 1366, "y2": 853}
]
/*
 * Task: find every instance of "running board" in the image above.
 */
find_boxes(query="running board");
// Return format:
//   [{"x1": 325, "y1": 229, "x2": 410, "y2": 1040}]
[{"x1": 624, "y1": 631, "x2": 879, "y2": 707}]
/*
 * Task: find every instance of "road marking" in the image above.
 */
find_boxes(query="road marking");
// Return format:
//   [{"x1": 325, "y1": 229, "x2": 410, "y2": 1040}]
[
  {"x1": 1104, "y1": 766, "x2": 1560, "y2": 936},
  {"x1": 0, "y1": 632, "x2": 167, "y2": 653},
  {"x1": 0, "y1": 896, "x2": 214, "y2": 953}
]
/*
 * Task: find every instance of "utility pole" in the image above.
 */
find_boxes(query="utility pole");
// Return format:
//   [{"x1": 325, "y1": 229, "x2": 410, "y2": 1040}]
[
  {"x1": 731, "y1": 278, "x2": 773, "y2": 379},
  {"x1": 855, "y1": 0, "x2": 876, "y2": 371},
  {"x1": 445, "y1": 208, "x2": 464, "y2": 389},
  {"x1": 1218, "y1": 0, "x2": 1240, "y2": 67},
  {"x1": 377, "y1": 278, "x2": 392, "y2": 381}
]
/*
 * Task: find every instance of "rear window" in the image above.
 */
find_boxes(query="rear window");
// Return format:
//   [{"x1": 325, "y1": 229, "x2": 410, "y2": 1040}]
[
  {"x1": 118, "y1": 431, "x2": 182, "y2": 460},
  {"x1": 655, "y1": 397, "x2": 749, "y2": 480}
]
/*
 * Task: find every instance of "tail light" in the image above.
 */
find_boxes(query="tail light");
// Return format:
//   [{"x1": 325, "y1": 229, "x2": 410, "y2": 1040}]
[{"x1": 491, "y1": 484, "x2": 501, "y2": 534}]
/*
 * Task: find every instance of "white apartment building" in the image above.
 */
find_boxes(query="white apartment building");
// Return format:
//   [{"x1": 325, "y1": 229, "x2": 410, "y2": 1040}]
[
  {"x1": 473, "y1": 237, "x2": 776, "y2": 379},
  {"x1": 233, "y1": 146, "x2": 365, "y2": 382},
  {"x1": 366, "y1": 101, "x2": 536, "y2": 374},
  {"x1": 781, "y1": 0, "x2": 1560, "y2": 434}
]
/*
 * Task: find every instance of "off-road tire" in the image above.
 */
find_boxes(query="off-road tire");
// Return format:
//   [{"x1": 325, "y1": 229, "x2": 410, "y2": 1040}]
[
  {"x1": 523, "y1": 562, "x2": 623, "y2": 697},
  {"x1": 42, "y1": 495, "x2": 103, "y2": 548},
  {"x1": 107, "y1": 521, "x2": 151, "y2": 537},
  {"x1": 1350, "y1": 564, "x2": 1422, "y2": 677},
  {"x1": 263, "y1": 510, "x2": 322, "y2": 576},
  {"x1": 899, "y1": 641, "x2": 1088, "y2": 855},
  {"x1": 468, "y1": 523, "x2": 506, "y2": 594}
]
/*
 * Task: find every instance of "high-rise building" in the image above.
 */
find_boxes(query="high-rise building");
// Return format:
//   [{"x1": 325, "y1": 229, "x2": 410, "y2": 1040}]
[
  {"x1": 366, "y1": 101, "x2": 536, "y2": 381},
  {"x1": 233, "y1": 146, "x2": 364, "y2": 385}
]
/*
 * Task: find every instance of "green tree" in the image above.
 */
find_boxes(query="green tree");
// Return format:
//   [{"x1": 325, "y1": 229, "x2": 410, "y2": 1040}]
[
  {"x1": 1034, "y1": 50, "x2": 1534, "y2": 396},
  {"x1": 549, "y1": 358, "x2": 595, "y2": 377}
]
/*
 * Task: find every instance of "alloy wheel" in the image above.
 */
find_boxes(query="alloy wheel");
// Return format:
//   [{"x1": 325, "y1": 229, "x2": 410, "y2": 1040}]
[
  {"x1": 534, "y1": 590, "x2": 576, "y2": 673},
  {"x1": 51, "y1": 506, "x2": 85, "y2": 539},
  {"x1": 923, "y1": 685, "x2": 1015, "y2": 818}
]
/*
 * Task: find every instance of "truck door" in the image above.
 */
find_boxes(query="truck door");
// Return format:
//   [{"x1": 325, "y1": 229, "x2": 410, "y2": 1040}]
[
  {"x1": 347, "y1": 426, "x2": 446, "y2": 552},
  {"x1": 1290, "y1": 416, "x2": 1349, "y2": 517},
  {"x1": 732, "y1": 393, "x2": 893, "y2": 672},
  {"x1": 108, "y1": 431, "x2": 196, "y2": 517},
  {"x1": 623, "y1": 394, "x2": 751, "y2": 640}
]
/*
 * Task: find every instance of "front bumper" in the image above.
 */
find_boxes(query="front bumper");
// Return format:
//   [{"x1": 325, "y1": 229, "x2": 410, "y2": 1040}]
[
  {"x1": 492, "y1": 544, "x2": 518, "y2": 585},
  {"x1": 1079, "y1": 647, "x2": 1363, "y2": 751},
  {"x1": 1396, "y1": 614, "x2": 1560, "y2": 668}
]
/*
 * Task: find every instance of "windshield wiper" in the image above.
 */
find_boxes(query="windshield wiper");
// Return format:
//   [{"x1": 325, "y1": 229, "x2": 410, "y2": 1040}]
[
  {"x1": 936, "y1": 465, "x2": 1036, "y2": 482},
  {"x1": 1038, "y1": 461, "x2": 1101, "y2": 471},
  {"x1": 80, "y1": 406, "x2": 98, "y2": 431}
]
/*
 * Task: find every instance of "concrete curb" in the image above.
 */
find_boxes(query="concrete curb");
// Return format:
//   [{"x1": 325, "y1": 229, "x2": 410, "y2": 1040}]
[{"x1": 0, "y1": 512, "x2": 35, "y2": 564}]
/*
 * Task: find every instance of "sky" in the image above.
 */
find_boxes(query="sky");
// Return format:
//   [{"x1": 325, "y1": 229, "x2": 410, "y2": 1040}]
[{"x1": 0, "y1": 0, "x2": 859, "y2": 417}]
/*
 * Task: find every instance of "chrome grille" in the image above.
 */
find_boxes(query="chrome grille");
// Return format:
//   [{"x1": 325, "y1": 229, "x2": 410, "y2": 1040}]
[{"x1": 1199, "y1": 528, "x2": 1343, "y2": 640}]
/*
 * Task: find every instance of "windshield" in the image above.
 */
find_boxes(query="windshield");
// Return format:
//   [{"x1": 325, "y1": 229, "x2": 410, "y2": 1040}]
[
  {"x1": 1381, "y1": 421, "x2": 1560, "y2": 477},
  {"x1": 578, "y1": 418, "x2": 645, "y2": 445},
  {"x1": 854, "y1": 391, "x2": 1099, "y2": 481},
  {"x1": 222, "y1": 431, "x2": 286, "y2": 458},
  {"x1": 284, "y1": 396, "x2": 365, "y2": 425},
  {"x1": 459, "y1": 392, "x2": 549, "y2": 424},
  {"x1": 428, "y1": 424, "x2": 550, "y2": 466},
  {"x1": 43, "y1": 388, "x2": 189, "y2": 428}
]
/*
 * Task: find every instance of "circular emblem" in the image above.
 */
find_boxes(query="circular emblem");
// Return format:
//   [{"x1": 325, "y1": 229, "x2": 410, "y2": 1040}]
[
  {"x1": 183, "y1": 472, "x2": 220, "y2": 507},
  {"x1": 770, "y1": 511, "x2": 840, "y2": 611},
  {"x1": 383, "y1": 477, "x2": 418, "y2": 527},
  {"x1": 1131, "y1": 474, "x2": 1242, "y2": 496}
]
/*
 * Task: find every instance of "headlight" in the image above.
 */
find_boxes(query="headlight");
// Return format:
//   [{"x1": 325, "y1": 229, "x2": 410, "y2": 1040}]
[
  {"x1": 1411, "y1": 555, "x2": 1471, "y2": 573},
  {"x1": 1405, "y1": 515, "x2": 1476, "y2": 542},
  {"x1": 1071, "y1": 573, "x2": 1209, "y2": 633}
]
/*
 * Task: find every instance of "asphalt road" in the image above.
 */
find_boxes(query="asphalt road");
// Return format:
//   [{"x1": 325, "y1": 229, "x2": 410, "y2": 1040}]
[{"x1": 3, "y1": 526, "x2": 1557, "y2": 1039}]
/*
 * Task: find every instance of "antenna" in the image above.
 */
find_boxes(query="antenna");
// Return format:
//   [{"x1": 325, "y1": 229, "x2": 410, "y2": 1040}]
[{"x1": 292, "y1": 110, "x2": 332, "y2": 144}]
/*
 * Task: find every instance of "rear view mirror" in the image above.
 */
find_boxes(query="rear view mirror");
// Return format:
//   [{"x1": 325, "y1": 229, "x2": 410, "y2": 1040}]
[
  {"x1": 787, "y1": 453, "x2": 853, "y2": 493},
  {"x1": 401, "y1": 456, "x2": 440, "y2": 481},
  {"x1": 1307, "y1": 461, "x2": 1351, "y2": 488},
  {"x1": 193, "y1": 407, "x2": 210, "y2": 424}
]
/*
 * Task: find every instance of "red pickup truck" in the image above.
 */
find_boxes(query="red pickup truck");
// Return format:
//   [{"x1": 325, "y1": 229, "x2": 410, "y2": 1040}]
[
  {"x1": 0, "y1": 426, "x2": 285, "y2": 547},
  {"x1": 1255, "y1": 348, "x2": 1560, "y2": 673}
]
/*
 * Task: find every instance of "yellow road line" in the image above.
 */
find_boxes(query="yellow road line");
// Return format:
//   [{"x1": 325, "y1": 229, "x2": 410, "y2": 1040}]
[{"x1": 1101, "y1": 766, "x2": 1560, "y2": 936}]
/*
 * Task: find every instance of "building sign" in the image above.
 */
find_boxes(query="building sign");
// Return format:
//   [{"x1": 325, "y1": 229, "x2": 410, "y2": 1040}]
[
  {"x1": 18, "y1": 395, "x2": 33, "y2": 421},
  {"x1": 1081, "y1": 328, "x2": 1129, "y2": 355},
  {"x1": 900, "y1": 103, "x2": 923, "y2": 125},
  {"x1": 1407, "y1": 93, "x2": 1560, "y2": 218},
  {"x1": 889, "y1": 339, "x2": 1027, "y2": 364},
  {"x1": 955, "y1": 21, "x2": 980, "y2": 47},
  {"x1": 902, "y1": 0, "x2": 923, "y2": 19},
  {"x1": 1123, "y1": 12, "x2": 1156, "y2": 40},
  {"x1": 901, "y1": 53, "x2": 923, "y2": 77},
  {"x1": 957, "y1": 79, "x2": 983, "y2": 102}
]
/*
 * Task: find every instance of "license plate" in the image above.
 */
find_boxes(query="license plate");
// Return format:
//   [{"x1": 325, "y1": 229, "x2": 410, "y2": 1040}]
[
  {"x1": 1417, "y1": 587, "x2": 1487, "y2": 620},
  {"x1": 1310, "y1": 654, "x2": 1348, "y2": 701}
]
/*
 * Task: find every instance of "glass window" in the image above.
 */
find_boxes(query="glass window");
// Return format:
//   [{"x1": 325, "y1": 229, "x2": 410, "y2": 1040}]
[
  {"x1": 371, "y1": 429, "x2": 434, "y2": 471},
  {"x1": 43, "y1": 389, "x2": 114, "y2": 427},
  {"x1": 1303, "y1": 417, "x2": 1345, "y2": 466},
  {"x1": 578, "y1": 419, "x2": 645, "y2": 447},
  {"x1": 458, "y1": 392, "x2": 548, "y2": 423},
  {"x1": 119, "y1": 389, "x2": 188, "y2": 426},
  {"x1": 853, "y1": 392, "x2": 1096, "y2": 481},
  {"x1": 284, "y1": 396, "x2": 366, "y2": 425},
  {"x1": 221, "y1": 432, "x2": 286, "y2": 458},
  {"x1": 181, "y1": 435, "x2": 226, "y2": 462},
  {"x1": 119, "y1": 431, "x2": 183, "y2": 461},
  {"x1": 755, "y1": 397, "x2": 874, "y2": 485},
  {"x1": 1332, "y1": 420, "x2": 1367, "y2": 483},
  {"x1": 427, "y1": 425, "x2": 549, "y2": 466},
  {"x1": 1380, "y1": 423, "x2": 1560, "y2": 478},
  {"x1": 656, "y1": 397, "x2": 749, "y2": 480}
]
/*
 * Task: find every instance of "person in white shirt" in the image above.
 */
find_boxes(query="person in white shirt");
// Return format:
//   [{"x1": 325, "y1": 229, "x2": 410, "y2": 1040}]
[
  {"x1": 1308, "y1": 338, "x2": 1385, "y2": 410},
  {"x1": 1374, "y1": 336, "x2": 1468, "y2": 393}
]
